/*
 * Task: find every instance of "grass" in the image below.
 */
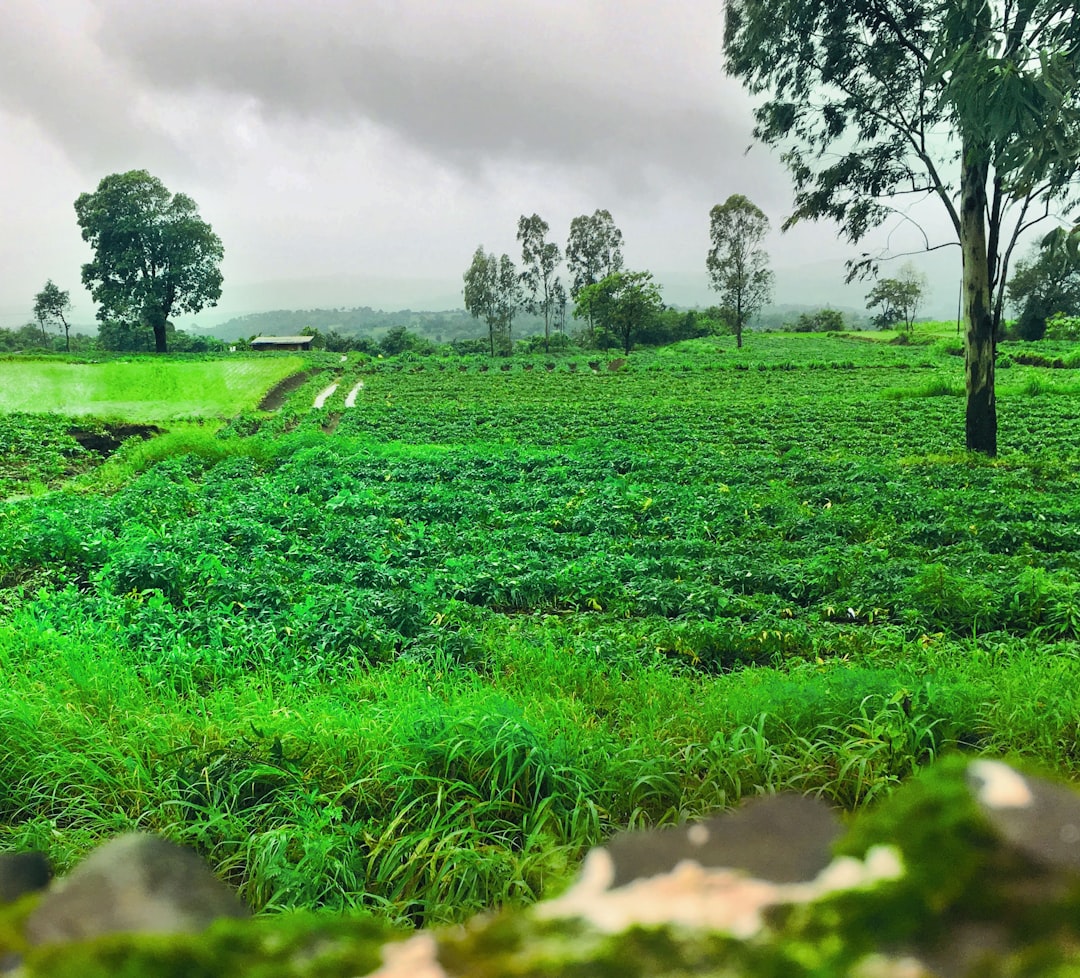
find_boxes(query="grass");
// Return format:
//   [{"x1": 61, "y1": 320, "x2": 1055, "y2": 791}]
[
  {"x1": 3, "y1": 335, "x2": 1080, "y2": 926},
  {"x1": 0, "y1": 358, "x2": 305, "y2": 419}
]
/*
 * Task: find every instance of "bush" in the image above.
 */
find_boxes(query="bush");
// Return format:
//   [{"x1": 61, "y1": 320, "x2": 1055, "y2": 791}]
[{"x1": 1045, "y1": 314, "x2": 1080, "y2": 342}]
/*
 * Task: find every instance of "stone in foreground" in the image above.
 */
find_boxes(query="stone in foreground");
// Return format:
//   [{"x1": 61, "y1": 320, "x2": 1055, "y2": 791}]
[
  {"x1": 7, "y1": 756, "x2": 1080, "y2": 975},
  {"x1": 24, "y1": 833, "x2": 248, "y2": 947}
]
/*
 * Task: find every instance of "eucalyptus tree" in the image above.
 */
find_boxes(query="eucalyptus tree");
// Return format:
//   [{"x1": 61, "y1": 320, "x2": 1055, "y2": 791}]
[
  {"x1": 566, "y1": 209, "x2": 624, "y2": 303},
  {"x1": 706, "y1": 195, "x2": 774, "y2": 348},
  {"x1": 75, "y1": 170, "x2": 224, "y2": 354},
  {"x1": 517, "y1": 214, "x2": 563, "y2": 353},
  {"x1": 32, "y1": 280, "x2": 71, "y2": 350},
  {"x1": 725, "y1": 0, "x2": 1080, "y2": 455},
  {"x1": 463, "y1": 247, "x2": 521, "y2": 355}
]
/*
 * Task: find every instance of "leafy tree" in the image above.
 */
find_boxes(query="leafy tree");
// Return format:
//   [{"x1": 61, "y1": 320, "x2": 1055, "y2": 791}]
[
  {"x1": 463, "y1": 247, "x2": 521, "y2": 355},
  {"x1": 706, "y1": 195, "x2": 774, "y2": 349},
  {"x1": 575, "y1": 270, "x2": 664, "y2": 355},
  {"x1": 566, "y1": 210, "x2": 625, "y2": 333},
  {"x1": 1007, "y1": 244, "x2": 1080, "y2": 340},
  {"x1": 791, "y1": 309, "x2": 846, "y2": 332},
  {"x1": 725, "y1": 0, "x2": 1080, "y2": 455},
  {"x1": 517, "y1": 214, "x2": 563, "y2": 353},
  {"x1": 494, "y1": 254, "x2": 523, "y2": 354},
  {"x1": 74, "y1": 170, "x2": 224, "y2": 354},
  {"x1": 32, "y1": 280, "x2": 73, "y2": 350},
  {"x1": 865, "y1": 263, "x2": 928, "y2": 331}
]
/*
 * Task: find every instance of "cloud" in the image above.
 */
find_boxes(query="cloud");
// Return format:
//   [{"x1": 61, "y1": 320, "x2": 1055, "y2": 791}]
[
  {"x1": 0, "y1": 1, "x2": 192, "y2": 174},
  {"x1": 90, "y1": 0, "x2": 760, "y2": 192}
]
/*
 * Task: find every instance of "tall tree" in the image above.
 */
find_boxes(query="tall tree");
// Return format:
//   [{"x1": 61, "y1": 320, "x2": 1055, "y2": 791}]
[
  {"x1": 463, "y1": 247, "x2": 521, "y2": 355},
  {"x1": 517, "y1": 214, "x2": 563, "y2": 353},
  {"x1": 566, "y1": 210, "x2": 625, "y2": 318},
  {"x1": 74, "y1": 170, "x2": 224, "y2": 354},
  {"x1": 463, "y1": 246, "x2": 500, "y2": 356},
  {"x1": 574, "y1": 270, "x2": 664, "y2": 355},
  {"x1": 706, "y1": 195, "x2": 774, "y2": 349},
  {"x1": 725, "y1": 0, "x2": 1080, "y2": 455},
  {"x1": 495, "y1": 253, "x2": 522, "y2": 354},
  {"x1": 33, "y1": 280, "x2": 73, "y2": 352}
]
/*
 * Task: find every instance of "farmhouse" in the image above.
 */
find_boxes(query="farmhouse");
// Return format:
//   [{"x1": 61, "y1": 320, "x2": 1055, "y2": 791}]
[{"x1": 250, "y1": 335, "x2": 314, "y2": 351}]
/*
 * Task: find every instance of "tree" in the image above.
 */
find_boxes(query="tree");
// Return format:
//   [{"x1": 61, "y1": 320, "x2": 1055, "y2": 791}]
[
  {"x1": 725, "y1": 0, "x2": 1080, "y2": 455},
  {"x1": 706, "y1": 195, "x2": 774, "y2": 348},
  {"x1": 566, "y1": 210, "x2": 625, "y2": 333},
  {"x1": 34, "y1": 280, "x2": 73, "y2": 351},
  {"x1": 1007, "y1": 243, "x2": 1080, "y2": 340},
  {"x1": 517, "y1": 214, "x2": 563, "y2": 353},
  {"x1": 574, "y1": 270, "x2": 664, "y2": 355},
  {"x1": 865, "y1": 263, "x2": 928, "y2": 330},
  {"x1": 74, "y1": 170, "x2": 224, "y2": 354},
  {"x1": 463, "y1": 247, "x2": 521, "y2": 355},
  {"x1": 33, "y1": 280, "x2": 72, "y2": 349}
]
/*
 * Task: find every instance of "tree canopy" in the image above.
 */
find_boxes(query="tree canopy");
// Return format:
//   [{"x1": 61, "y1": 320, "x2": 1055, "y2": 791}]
[
  {"x1": 32, "y1": 280, "x2": 72, "y2": 351},
  {"x1": 1007, "y1": 242, "x2": 1080, "y2": 340},
  {"x1": 574, "y1": 270, "x2": 664, "y2": 355},
  {"x1": 706, "y1": 195, "x2": 774, "y2": 348},
  {"x1": 463, "y1": 246, "x2": 521, "y2": 355},
  {"x1": 74, "y1": 170, "x2": 224, "y2": 354},
  {"x1": 725, "y1": 0, "x2": 1080, "y2": 455},
  {"x1": 517, "y1": 214, "x2": 563, "y2": 353},
  {"x1": 566, "y1": 210, "x2": 624, "y2": 301},
  {"x1": 865, "y1": 263, "x2": 928, "y2": 331}
]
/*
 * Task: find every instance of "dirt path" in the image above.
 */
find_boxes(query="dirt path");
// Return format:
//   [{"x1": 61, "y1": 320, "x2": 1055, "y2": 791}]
[
  {"x1": 313, "y1": 384, "x2": 339, "y2": 409},
  {"x1": 344, "y1": 381, "x2": 364, "y2": 407}
]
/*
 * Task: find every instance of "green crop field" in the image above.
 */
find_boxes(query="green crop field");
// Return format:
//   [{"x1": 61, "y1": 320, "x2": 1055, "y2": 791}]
[
  {"x1": 0, "y1": 357, "x2": 305, "y2": 420},
  {"x1": 2, "y1": 333, "x2": 1080, "y2": 927}
]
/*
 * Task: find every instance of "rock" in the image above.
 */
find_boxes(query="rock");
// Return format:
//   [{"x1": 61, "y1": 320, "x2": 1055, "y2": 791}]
[
  {"x1": 24, "y1": 833, "x2": 247, "y2": 947},
  {"x1": 0, "y1": 854, "x2": 50, "y2": 906},
  {"x1": 15, "y1": 758, "x2": 1080, "y2": 975}
]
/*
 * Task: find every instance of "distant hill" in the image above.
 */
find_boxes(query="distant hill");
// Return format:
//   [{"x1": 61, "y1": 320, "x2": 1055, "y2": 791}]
[{"x1": 203, "y1": 307, "x2": 555, "y2": 344}]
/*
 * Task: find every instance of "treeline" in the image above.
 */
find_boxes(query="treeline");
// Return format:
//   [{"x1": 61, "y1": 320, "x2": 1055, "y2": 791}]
[{"x1": 0, "y1": 321, "x2": 227, "y2": 355}]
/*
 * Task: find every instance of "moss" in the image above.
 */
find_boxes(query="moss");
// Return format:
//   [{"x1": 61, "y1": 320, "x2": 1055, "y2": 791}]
[{"x1": 23, "y1": 911, "x2": 399, "y2": 978}]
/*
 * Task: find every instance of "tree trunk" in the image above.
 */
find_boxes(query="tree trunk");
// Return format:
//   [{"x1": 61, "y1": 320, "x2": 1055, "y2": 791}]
[
  {"x1": 960, "y1": 145, "x2": 997, "y2": 456},
  {"x1": 145, "y1": 306, "x2": 169, "y2": 354}
]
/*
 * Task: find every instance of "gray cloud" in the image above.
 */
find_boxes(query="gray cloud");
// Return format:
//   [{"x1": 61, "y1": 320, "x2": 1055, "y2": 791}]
[{"x1": 90, "y1": 0, "x2": 757, "y2": 192}]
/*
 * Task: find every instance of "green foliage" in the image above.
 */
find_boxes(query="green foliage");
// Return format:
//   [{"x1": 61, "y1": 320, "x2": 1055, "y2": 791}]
[
  {"x1": 6, "y1": 336, "x2": 1080, "y2": 928},
  {"x1": 790, "y1": 309, "x2": 845, "y2": 332},
  {"x1": 706, "y1": 194, "x2": 773, "y2": 348},
  {"x1": 74, "y1": 170, "x2": 224, "y2": 354},
  {"x1": 1008, "y1": 242, "x2": 1080, "y2": 341},
  {"x1": 865, "y1": 264, "x2": 928, "y2": 331},
  {"x1": 1045, "y1": 314, "x2": 1080, "y2": 342},
  {"x1": 573, "y1": 270, "x2": 664, "y2": 354}
]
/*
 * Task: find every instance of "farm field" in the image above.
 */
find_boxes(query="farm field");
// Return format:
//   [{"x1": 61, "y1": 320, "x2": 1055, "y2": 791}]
[
  {"x1": 3, "y1": 332, "x2": 1080, "y2": 928},
  {"x1": 0, "y1": 357, "x2": 305, "y2": 419}
]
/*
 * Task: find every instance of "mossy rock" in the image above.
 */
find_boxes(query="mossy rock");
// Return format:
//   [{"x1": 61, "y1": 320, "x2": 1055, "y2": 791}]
[{"x1": 11, "y1": 755, "x2": 1080, "y2": 976}]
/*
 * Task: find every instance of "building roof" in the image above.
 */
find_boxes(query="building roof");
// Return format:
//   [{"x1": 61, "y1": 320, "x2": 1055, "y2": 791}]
[{"x1": 251, "y1": 335, "x2": 314, "y2": 345}]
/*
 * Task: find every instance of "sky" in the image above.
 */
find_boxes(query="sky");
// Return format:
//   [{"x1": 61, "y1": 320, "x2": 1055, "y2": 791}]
[{"x1": 1, "y1": 0, "x2": 971, "y2": 333}]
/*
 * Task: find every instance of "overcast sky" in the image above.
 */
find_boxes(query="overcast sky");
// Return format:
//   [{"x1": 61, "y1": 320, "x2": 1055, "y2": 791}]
[{"x1": 2, "y1": 0, "x2": 968, "y2": 331}]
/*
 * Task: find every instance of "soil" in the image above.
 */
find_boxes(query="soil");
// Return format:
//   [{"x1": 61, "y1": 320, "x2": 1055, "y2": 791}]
[
  {"x1": 66, "y1": 423, "x2": 163, "y2": 457},
  {"x1": 257, "y1": 371, "x2": 313, "y2": 411}
]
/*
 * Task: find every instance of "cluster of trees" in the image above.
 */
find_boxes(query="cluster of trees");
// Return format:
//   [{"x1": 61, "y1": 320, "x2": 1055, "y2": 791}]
[
  {"x1": 463, "y1": 209, "x2": 629, "y2": 354},
  {"x1": 864, "y1": 264, "x2": 929, "y2": 331},
  {"x1": 1007, "y1": 243, "x2": 1080, "y2": 340},
  {"x1": 20, "y1": 170, "x2": 225, "y2": 357},
  {"x1": 465, "y1": 199, "x2": 776, "y2": 355}
]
